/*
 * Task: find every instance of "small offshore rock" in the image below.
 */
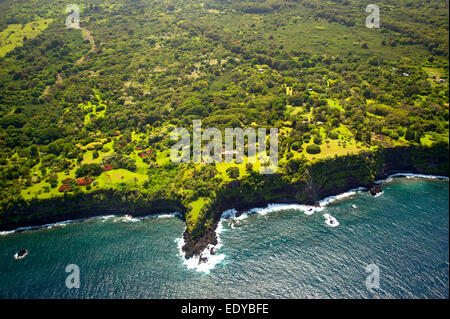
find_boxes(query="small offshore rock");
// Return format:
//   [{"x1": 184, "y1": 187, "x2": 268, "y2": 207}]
[{"x1": 370, "y1": 184, "x2": 383, "y2": 196}]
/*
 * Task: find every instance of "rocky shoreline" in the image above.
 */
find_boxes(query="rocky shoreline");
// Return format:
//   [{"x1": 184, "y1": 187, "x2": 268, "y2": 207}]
[
  {"x1": 180, "y1": 167, "x2": 448, "y2": 258},
  {"x1": 369, "y1": 184, "x2": 384, "y2": 197},
  {"x1": 0, "y1": 190, "x2": 186, "y2": 233},
  {"x1": 182, "y1": 221, "x2": 219, "y2": 260},
  {"x1": 180, "y1": 183, "x2": 387, "y2": 259},
  {"x1": 1, "y1": 145, "x2": 449, "y2": 261}
]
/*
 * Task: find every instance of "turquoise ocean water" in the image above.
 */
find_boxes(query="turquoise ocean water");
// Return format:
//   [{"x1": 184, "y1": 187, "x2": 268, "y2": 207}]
[{"x1": 0, "y1": 177, "x2": 448, "y2": 298}]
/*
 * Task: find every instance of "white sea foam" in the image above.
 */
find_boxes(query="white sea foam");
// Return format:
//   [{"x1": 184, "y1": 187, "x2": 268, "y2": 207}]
[
  {"x1": 100, "y1": 215, "x2": 117, "y2": 222},
  {"x1": 248, "y1": 203, "x2": 325, "y2": 216},
  {"x1": 319, "y1": 187, "x2": 367, "y2": 207},
  {"x1": 176, "y1": 203, "x2": 326, "y2": 273},
  {"x1": 324, "y1": 213, "x2": 339, "y2": 227},
  {"x1": 175, "y1": 228, "x2": 226, "y2": 274},
  {"x1": 0, "y1": 212, "x2": 182, "y2": 236},
  {"x1": 113, "y1": 215, "x2": 139, "y2": 223},
  {"x1": 0, "y1": 230, "x2": 15, "y2": 236},
  {"x1": 176, "y1": 190, "x2": 371, "y2": 272},
  {"x1": 13, "y1": 220, "x2": 79, "y2": 232},
  {"x1": 375, "y1": 173, "x2": 449, "y2": 185},
  {"x1": 374, "y1": 191, "x2": 384, "y2": 198},
  {"x1": 222, "y1": 204, "x2": 325, "y2": 220},
  {"x1": 152, "y1": 212, "x2": 183, "y2": 219},
  {"x1": 45, "y1": 220, "x2": 72, "y2": 229},
  {"x1": 115, "y1": 212, "x2": 183, "y2": 222}
]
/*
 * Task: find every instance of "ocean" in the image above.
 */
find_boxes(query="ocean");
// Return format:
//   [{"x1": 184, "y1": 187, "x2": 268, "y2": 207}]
[{"x1": 0, "y1": 176, "x2": 448, "y2": 299}]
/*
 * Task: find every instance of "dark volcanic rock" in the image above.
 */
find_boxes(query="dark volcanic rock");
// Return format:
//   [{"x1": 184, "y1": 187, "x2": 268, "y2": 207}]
[
  {"x1": 0, "y1": 191, "x2": 186, "y2": 233},
  {"x1": 18, "y1": 249, "x2": 27, "y2": 257},
  {"x1": 3, "y1": 144, "x2": 449, "y2": 261},
  {"x1": 182, "y1": 222, "x2": 218, "y2": 259},
  {"x1": 370, "y1": 184, "x2": 383, "y2": 196}
]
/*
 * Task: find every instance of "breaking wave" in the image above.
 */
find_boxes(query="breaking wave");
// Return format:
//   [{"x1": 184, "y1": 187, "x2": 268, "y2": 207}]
[
  {"x1": 176, "y1": 223, "x2": 226, "y2": 274},
  {"x1": 375, "y1": 173, "x2": 449, "y2": 185},
  {"x1": 0, "y1": 212, "x2": 183, "y2": 236}
]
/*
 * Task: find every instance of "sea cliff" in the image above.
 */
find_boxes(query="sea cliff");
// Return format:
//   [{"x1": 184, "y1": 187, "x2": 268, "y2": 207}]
[
  {"x1": 181, "y1": 143, "x2": 449, "y2": 258},
  {"x1": 1, "y1": 144, "x2": 448, "y2": 259}
]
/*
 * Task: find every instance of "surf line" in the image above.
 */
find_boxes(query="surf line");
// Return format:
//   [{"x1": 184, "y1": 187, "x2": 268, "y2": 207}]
[
  {"x1": 176, "y1": 191, "x2": 368, "y2": 273},
  {"x1": 375, "y1": 173, "x2": 449, "y2": 185},
  {"x1": 0, "y1": 212, "x2": 183, "y2": 236},
  {"x1": 177, "y1": 173, "x2": 450, "y2": 273}
]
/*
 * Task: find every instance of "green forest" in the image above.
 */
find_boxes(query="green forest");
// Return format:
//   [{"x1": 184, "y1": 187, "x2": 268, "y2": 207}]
[{"x1": 0, "y1": 0, "x2": 448, "y2": 237}]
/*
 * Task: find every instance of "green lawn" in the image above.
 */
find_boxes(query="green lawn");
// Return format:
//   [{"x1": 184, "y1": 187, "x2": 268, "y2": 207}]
[{"x1": 0, "y1": 19, "x2": 53, "y2": 57}]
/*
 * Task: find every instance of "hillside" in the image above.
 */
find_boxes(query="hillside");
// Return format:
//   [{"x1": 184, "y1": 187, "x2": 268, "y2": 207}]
[{"x1": 0, "y1": 0, "x2": 448, "y2": 252}]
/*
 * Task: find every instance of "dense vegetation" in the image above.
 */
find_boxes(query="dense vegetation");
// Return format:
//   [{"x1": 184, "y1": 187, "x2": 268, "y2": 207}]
[{"x1": 0, "y1": 0, "x2": 448, "y2": 237}]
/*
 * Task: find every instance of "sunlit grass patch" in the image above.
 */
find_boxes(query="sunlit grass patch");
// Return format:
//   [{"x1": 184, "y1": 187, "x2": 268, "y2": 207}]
[{"x1": 0, "y1": 19, "x2": 53, "y2": 57}]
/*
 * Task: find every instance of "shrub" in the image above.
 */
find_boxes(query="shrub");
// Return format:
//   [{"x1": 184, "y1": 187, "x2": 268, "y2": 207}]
[
  {"x1": 306, "y1": 144, "x2": 321, "y2": 154},
  {"x1": 48, "y1": 173, "x2": 58, "y2": 188},
  {"x1": 58, "y1": 185, "x2": 72, "y2": 193},
  {"x1": 102, "y1": 153, "x2": 137, "y2": 171},
  {"x1": 405, "y1": 128, "x2": 416, "y2": 141},
  {"x1": 76, "y1": 177, "x2": 93, "y2": 186},
  {"x1": 313, "y1": 136, "x2": 323, "y2": 145},
  {"x1": 328, "y1": 131, "x2": 339, "y2": 140},
  {"x1": 62, "y1": 178, "x2": 74, "y2": 185},
  {"x1": 76, "y1": 163, "x2": 103, "y2": 178},
  {"x1": 291, "y1": 141, "x2": 302, "y2": 151},
  {"x1": 226, "y1": 167, "x2": 240, "y2": 179}
]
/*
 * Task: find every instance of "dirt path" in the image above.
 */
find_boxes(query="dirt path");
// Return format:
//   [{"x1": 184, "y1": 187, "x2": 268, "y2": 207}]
[
  {"x1": 75, "y1": 28, "x2": 96, "y2": 65},
  {"x1": 42, "y1": 27, "x2": 96, "y2": 97}
]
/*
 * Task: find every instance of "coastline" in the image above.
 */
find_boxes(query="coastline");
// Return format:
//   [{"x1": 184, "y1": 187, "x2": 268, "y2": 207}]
[
  {"x1": 1, "y1": 171, "x2": 448, "y2": 274},
  {"x1": 2, "y1": 175, "x2": 447, "y2": 298},
  {"x1": 1, "y1": 144, "x2": 449, "y2": 261},
  {"x1": 180, "y1": 172, "x2": 449, "y2": 269},
  {"x1": 0, "y1": 212, "x2": 184, "y2": 236},
  {"x1": 0, "y1": 190, "x2": 186, "y2": 234}
]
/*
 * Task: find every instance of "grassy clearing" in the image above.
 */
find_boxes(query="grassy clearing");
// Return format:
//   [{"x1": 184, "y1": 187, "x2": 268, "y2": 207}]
[
  {"x1": 80, "y1": 89, "x2": 108, "y2": 125},
  {"x1": 326, "y1": 99, "x2": 344, "y2": 111},
  {"x1": 96, "y1": 169, "x2": 147, "y2": 189},
  {"x1": 0, "y1": 19, "x2": 53, "y2": 57},
  {"x1": 188, "y1": 197, "x2": 207, "y2": 224},
  {"x1": 300, "y1": 139, "x2": 371, "y2": 161}
]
